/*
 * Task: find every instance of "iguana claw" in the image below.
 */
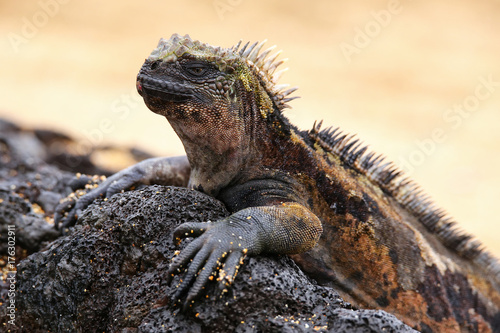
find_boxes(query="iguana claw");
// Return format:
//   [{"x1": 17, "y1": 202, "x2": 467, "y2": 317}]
[{"x1": 166, "y1": 219, "x2": 253, "y2": 310}]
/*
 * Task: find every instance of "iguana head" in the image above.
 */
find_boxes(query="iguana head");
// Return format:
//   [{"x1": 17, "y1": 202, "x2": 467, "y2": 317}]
[
  {"x1": 136, "y1": 33, "x2": 297, "y2": 122},
  {"x1": 136, "y1": 34, "x2": 297, "y2": 194}
]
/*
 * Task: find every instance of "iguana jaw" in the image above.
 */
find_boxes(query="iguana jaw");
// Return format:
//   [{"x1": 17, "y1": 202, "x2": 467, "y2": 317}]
[
  {"x1": 136, "y1": 76, "x2": 192, "y2": 104},
  {"x1": 136, "y1": 63, "x2": 195, "y2": 113}
]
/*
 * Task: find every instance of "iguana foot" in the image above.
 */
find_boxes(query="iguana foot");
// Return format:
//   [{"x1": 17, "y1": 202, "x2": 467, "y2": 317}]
[
  {"x1": 165, "y1": 203, "x2": 323, "y2": 310},
  {"x1": 166, "y1": 217, "x2": 258, "y2": 310}
]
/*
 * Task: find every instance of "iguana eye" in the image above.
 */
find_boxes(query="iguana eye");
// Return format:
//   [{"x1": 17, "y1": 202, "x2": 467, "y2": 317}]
[
  {"x1": 183, "y1": 62, "x2": 210, "y2": 77},
  {"x1": 187, "y1": 67, "x2": 206, "y2": 76}
]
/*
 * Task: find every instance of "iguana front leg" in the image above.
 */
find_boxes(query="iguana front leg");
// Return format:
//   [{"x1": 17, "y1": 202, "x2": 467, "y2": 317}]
[
  {"x1": 167, "y1": 202, "x2": 323, "y2": 309},
  {"x1": 54, "y1": 155, "x2": 190, "y2": 230}
]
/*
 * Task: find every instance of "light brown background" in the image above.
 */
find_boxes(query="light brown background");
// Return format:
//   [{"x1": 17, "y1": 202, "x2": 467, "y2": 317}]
[{"x1": 1, "y1": 0, "x2": 499, "y2": 257}]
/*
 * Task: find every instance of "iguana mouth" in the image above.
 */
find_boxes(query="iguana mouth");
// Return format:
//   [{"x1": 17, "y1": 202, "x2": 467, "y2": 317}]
[{"x1": 137, "y1": 74, "x2": 192, "y2": 103}]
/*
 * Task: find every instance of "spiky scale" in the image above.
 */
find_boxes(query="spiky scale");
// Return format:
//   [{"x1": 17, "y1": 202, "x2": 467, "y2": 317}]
[
  {"x1": 255, "y1": 45, "x2": 276, "y2": 65},
  {"x1": 232, "y1": 40, "x2": 242, "y2": 52},
  {"x1": 281, "y1": 87, "x2": 299, "y2": 97},
  {"x1": 238, "y1": 41, "x2": 250, "y2": 56},
  {"x1": 282, "y1": 96, "x2": 300, "y2": 103},
  {"x1": 247, "y1": 39, "x2": 267, "y2": 62},
  {"x1": 274, "y1": 84, "x2": 290, "y2": 92},
  {"x1": 241, "y1": 41, "x2": 258, "y2": 58},
  {"x1": 262, "y1": 50, "x2": 283, "y2": 72},
  {"x1": 270, "y1": 64, "x2": 288, "y2": 80}
]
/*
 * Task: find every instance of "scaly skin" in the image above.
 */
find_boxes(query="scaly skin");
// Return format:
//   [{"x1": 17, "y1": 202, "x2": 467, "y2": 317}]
[{"x1": 55, "y1": 34, "x2": 500, "y2": 332}]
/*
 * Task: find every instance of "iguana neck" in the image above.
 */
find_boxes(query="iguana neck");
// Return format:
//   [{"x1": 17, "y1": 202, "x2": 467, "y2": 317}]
[{"x1": 166, "y1": 89, "x2": 275, "y2": 196}]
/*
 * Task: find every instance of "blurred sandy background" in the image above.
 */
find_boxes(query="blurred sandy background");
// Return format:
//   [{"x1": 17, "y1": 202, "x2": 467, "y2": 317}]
[{"x1": 1, "y1": 0, "x2": 499, "y2": 257}]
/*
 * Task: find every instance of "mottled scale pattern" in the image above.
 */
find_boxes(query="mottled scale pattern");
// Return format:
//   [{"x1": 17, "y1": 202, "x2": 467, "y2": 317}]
[{"x1": 309, "y1": 120, "x2": 500, "y2": 280}]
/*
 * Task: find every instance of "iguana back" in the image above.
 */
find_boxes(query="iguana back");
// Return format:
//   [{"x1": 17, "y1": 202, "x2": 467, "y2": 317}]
[{"x1": 287, "y1": 122, "x2": 500, "y2": 332}]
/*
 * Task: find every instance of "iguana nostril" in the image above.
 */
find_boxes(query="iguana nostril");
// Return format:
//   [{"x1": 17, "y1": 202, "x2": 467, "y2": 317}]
[{"x1": 151, "y1": 60, "x2": 161, "y2": 70}]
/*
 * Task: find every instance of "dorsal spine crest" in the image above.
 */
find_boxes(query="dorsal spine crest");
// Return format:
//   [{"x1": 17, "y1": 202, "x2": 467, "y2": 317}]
[{"x1": 310, "y1": 121, "x2": 500, "y2": 281}]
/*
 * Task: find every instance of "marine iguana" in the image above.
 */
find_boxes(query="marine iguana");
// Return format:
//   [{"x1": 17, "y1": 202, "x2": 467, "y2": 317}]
[{"x1": 55, "y1": 34, "x2": 500, "y2": 332}]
